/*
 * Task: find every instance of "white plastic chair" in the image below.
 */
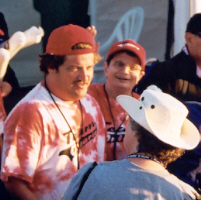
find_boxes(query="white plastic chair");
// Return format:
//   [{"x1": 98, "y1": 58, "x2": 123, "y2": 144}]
[{"x1": 99, "y1": 6, "x2": 145, "y2": 53}]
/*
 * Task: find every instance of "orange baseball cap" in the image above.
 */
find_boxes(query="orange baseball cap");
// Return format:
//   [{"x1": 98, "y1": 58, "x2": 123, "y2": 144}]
[
  {"x1": 45, "y1": 24, "x2": 98, "y2": 55},
  {"x1": 106, "y1": 39, "x2": 146, "y2": 71}
]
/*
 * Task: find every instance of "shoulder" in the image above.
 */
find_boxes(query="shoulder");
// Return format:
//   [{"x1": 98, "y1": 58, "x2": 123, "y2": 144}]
[
  {"x1": 73, "y1": 162, "x2": 98, "y2": 180},
  {"x1": 75, "y1": 160, "x2": 124, "y2": 179},
  {"x1": 179, "y1": 180, "x2": 200, "y2": 199},
  {"x1": 146, "y1": 51, "x2": 185, "y2": 71},
  {"x1": 167, "y1": 173, "x2": 200, "y2": 199},
  {"x1": 5, "y1": 83, "x2": 46, "y2": 123},
  {"x1": 88, "y1": 83, "x2": 104, "y2": 97},
  {"x1": 88, "y1": 83, "x2": 104, "y2": 90},
  {"x1": 132, "y1": 92, "x2": 140, "y2": 99},
  {"x1": 92, "y1": 160, "x2": 128, "y2": 175},
  {"x1": 165, "y1": 51, "x2": 193, "y2": 68},
  {"x1": 80, "y1": 94, "x2": 105, "y2": 127},
  {"x1": 67, "y1": 160, "x2": 122, "y2": 187},
  {"x1": 5, "y1": 100, "x2": 42, "y2": 129},
  {"x1": 63, "y1": 162, "x2": 98, "y2": 199},
  {"x1": 81, "y1": 93, "x2": 101, "y2": 108}
]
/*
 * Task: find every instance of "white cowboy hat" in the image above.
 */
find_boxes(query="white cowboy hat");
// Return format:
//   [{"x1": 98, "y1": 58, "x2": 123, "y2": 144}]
[{"x1": 116, "y1": 85, "x2": 200, "y2": 150}]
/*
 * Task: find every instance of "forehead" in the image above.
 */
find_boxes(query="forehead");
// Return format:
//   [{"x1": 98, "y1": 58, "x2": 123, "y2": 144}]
[
  {"x1": 64, "y1": 53, "x2": 95, "y2": 66},
  {"x1": 112, "y1": 52, "x2": 140, "y2": 64}
]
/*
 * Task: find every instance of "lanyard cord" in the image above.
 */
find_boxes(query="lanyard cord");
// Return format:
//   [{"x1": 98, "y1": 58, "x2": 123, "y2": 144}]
[
  {"x1": 103, "y1": 84, "x2": 127, "y2": 160},
  {"x1": 127, "y1": 153, "x2": 165, "y2": 168},
  {"x1": 44, "y1": 79, "x2": 82, "y2": 169}
]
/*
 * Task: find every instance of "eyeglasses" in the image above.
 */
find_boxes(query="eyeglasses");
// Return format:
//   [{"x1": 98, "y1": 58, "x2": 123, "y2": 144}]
[{"x1": 113, "y1": 61, "x2": 142, "y2": 72}]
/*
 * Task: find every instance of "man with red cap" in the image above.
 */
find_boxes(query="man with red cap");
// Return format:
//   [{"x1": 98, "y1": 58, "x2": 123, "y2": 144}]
[
  {"x1": 88, "y1": 39, "x2": 146, "y2": 161},
  {"x1": 1, "y1": 24, "x2": 106, "y2": 200}
]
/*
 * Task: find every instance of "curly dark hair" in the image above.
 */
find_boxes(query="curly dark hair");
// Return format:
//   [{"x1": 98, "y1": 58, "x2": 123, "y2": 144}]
[
  {"x1": 130, "y1": 119, "x2": 185, "y2": 168},
  {"x1": 39, "y1": 54, "x2": 65, "y2": 75}
]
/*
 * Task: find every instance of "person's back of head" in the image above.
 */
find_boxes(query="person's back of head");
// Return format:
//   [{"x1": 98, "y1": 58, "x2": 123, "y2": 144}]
[
  {"x1": 129, "y1": 119, "x2": 185, "y2": 168},
  {"x1": 117, "y1": 85, "x2": 200, "y2": 167}
]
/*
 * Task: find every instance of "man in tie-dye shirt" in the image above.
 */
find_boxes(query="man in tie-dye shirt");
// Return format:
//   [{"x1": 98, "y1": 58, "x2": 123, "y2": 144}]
[{"x1": 1, "y1": 24, "x2": 105, "y2": 200}]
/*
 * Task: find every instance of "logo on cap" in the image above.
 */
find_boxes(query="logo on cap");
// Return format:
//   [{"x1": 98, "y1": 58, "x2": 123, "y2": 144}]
[{"x1": 117, "y1": 42, "x2": 140, "y2": 50}]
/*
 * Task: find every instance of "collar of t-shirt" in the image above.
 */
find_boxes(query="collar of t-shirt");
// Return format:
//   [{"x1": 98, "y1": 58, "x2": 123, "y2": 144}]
[{"x1": 182, "y1": 45, "x2": 201, "y2": 78}]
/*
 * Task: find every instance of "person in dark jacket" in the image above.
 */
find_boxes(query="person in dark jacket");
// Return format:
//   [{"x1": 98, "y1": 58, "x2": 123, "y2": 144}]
[
  {"x1": 135, "y1": 13, "x2": 201, "y2": 103},
  {"x1": 134, "y1": 13, "x2": 201, "y2": 193}
]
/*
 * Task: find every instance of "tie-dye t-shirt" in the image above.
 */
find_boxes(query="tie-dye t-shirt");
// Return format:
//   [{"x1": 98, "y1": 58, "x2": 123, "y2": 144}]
[
  {"x1": 1, "y1": 82, "x2": 105, "y2": 200},
  {"x1": 88, "y1": 83, "x2": 139, "y2": 161}
]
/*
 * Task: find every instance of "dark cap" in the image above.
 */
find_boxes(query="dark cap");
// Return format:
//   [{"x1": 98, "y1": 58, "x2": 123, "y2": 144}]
[{"x1": 186, "y1": 13, "x2": 201, "y2": 35}]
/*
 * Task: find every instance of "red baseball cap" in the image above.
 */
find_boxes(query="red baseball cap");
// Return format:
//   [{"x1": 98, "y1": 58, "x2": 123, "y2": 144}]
[
  {"x1": 106, "y1": 39, "x2": 146, "y2": 71},
  {"x1": 45, "y1": 24, "x2": 98, "y2": 55}
]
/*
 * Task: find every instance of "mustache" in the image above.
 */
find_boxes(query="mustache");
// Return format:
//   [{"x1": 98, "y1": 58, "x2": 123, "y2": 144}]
[{"x1": 73, "y1": 80, "x2": 90, "y2": 85}]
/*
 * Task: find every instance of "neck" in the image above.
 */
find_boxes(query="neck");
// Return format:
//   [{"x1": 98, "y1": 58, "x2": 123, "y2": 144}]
[
  {"x1": 44, "y1": 78, "x2": 75, "y2": 104},
  {"x1": 127, "y1": 153, "x2": 165, "y2": 169},
  {"x1": 128, "y1": 157, "x2": 165, "y2": 170},
  {"x1": 104, "y1": 82, "x2": 132, "y2": 100}
]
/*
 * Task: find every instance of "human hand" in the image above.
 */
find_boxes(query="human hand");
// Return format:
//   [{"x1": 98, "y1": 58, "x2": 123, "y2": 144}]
[
  {"x1": 0, "y1": 81, "x2": 12, "y2": 97},
  {"x1": 86, "y1": 25, "x2": 97, "y2": 37}
]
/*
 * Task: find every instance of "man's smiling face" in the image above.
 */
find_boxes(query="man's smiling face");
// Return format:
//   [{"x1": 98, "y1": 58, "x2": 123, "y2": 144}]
[{"x1": 104, "y1": 52, "x2": 144, "y2": 92}]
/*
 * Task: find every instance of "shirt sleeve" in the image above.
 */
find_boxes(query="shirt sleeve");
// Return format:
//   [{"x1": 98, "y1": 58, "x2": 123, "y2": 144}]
[{"x1": 1, "y1": 102, "x2": 42, "y2": 183}]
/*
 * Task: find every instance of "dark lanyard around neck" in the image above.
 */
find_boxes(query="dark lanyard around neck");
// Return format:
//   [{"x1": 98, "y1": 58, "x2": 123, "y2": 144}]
[
  {"x1": 44, "y1": 79, "x2": 82, "y2": 169},
  {"x1": 127, "y1": 153, "x2": 165, "y2": 168},
  {"x1": 103, "y1": 84, "x2": 127, "y2": 160}
]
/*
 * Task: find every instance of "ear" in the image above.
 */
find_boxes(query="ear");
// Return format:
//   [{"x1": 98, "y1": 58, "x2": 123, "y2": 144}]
[
  {"x1": 47, "y1": 68, "x2": 57, "y2": 74},
  {"x1": 140, "y1": 71, "x2": 145, "y2": 79},
  {"x1": 136, "y1": 70, "x2": 145, "y2": 84},
  {"x1": 185, "y1": 32, "x2": 193, "y2": 44},
  {"x1": 103, "y1": 61, "x2": 109, "y2": 77}
]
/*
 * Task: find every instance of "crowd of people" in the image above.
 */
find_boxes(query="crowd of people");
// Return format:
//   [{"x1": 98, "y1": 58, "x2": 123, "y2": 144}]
[{"x1": 0, "y1": 9, "x2": 201, "y2": 200}]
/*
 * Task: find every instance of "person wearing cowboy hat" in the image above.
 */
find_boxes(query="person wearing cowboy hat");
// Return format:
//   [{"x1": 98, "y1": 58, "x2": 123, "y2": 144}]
[{"x1": 63, "y1": 85, "x2": 201, "y2": 200}]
